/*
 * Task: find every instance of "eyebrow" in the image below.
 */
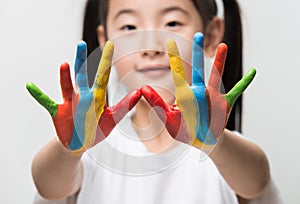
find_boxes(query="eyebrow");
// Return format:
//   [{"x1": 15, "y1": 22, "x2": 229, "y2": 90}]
[
  {"x1": 160, "y1": 6, "x2": 189, "y2": 16},
  {"x1": 113, "y1": 6, "x2": 189, "y2": 22},
  {"x1": 113, "y1": 9, "x2": 136, "y2": 21}
]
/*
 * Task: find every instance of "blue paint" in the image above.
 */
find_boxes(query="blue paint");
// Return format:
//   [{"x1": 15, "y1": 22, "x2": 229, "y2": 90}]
[
  {"x1": 69, "y1": 42, "x2": 94, "y2": 151},
  {"x1": 191, "y1": 33, "x2": 216, "y2": 145}
]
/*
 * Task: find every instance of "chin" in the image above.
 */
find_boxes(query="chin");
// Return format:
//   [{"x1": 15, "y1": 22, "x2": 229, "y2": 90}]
[
  {"x1": 121, "y1": 70, "x2": 176, "y2": 105},
  {"x1": 151, "y1": 85, "x2": 175, "y2": 105}
]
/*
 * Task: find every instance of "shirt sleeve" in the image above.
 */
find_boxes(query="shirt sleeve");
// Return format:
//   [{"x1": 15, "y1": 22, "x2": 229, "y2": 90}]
[
  {"x1": 248, "y1": 177, "x2": 284, "y2": 204},
  {"x1": 33, "y1": 192, "x2": 78, "y2": 204}
]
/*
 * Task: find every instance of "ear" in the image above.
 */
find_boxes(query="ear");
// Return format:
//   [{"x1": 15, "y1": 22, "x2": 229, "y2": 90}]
[
  {"x1": 204, "y1": 17, "x2": 224, "y2": 57},
  {"x1": 97, "y1": 25, "x2": 107, "y2": 49}
]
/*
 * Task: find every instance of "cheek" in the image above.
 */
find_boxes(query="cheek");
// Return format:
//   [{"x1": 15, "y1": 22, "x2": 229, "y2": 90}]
[
  {"x1": 182, "y1": 61, "x2": 192, "y2": 85},
  {"x1": 114, "y1": 55, "x2": 136, "y2": 80},
  {"x1": 113, "y1": 54, "x2": 142, "y2": 92},
  {"x1": 176, "y1": 42, "x2": 193, "y2": 85}
]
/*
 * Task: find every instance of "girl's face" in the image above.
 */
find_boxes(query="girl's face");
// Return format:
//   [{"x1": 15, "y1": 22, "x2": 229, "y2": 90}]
[{"x1": 99, "y1": 0, "x2": 204, "y2": 103}]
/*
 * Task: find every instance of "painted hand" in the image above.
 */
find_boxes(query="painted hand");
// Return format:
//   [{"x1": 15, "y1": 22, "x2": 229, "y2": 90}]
[
  {"x1": 142, "y1": 33, "x2": 256, "y2": 149},
  {"x1": 26, "y1": 41, "x2": 142, "y2": 153}
]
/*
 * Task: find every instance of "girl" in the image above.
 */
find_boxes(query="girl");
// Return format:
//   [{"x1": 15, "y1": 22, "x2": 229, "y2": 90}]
[{"x1": 29, "y1": 0, "x2": 283, "y2": 203}]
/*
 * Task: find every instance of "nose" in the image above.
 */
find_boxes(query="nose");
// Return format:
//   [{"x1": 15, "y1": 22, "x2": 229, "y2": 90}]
[
  {"x1": 140, "y1": 30, "x2": 165, "y2": 58},
  {"x1": 141, "y1": 49, "x2": 164, "y2": 58}
]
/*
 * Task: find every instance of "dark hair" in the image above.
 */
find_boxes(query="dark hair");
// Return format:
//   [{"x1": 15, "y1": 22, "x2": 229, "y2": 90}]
[{"x1": 82, "y1": 0, "x2": 243, "y2": 132}]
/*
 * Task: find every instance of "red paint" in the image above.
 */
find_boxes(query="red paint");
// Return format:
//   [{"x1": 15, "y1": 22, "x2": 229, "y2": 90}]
[
  {"x1": 141, "y1": 44, "x2": 235, "y2": 144},
  {"x1": 141, "y1": 85, "x2": 192, "y2": 143},
  {"x1": 207, "y1": 43, "x2": 232, "y2": 138},
  {"x1": 52, "y1": 63, "x2": 78, "y2": 147},
  {"x1": 94, "y1": 89, "x2": 142, "y2": 145},
  {"x1": 53, "y1": 63, "x2": 142, "y2": 149}
]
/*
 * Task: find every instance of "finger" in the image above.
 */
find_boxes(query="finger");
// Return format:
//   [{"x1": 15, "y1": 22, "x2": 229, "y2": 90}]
[
  {"x1": 167, "y1": 39, "x2": 187, "y2": 88},
  {"x1": 26, "y1": 82, "x2": 58, "y2": 117},
  {"x1": 141, "y1": 85, "x2": 170, "y2": 121},
  {"x1": 60, "y1": 62, "x2": 74, "y2": 101},
  {"x1": 75, "y1": 41, "x2": 89, "y2": 90},
  {"x1": 208, "y1": 43, "x2": 227, "y2": 89},
  {"x1": 192, "y1": 32, "x2": 205, "y2": 86},
  {"x1": 225, "y1": 68, "x2": 257, "y2": 107},
  {"x1": 141, "y1": 85, "x2": 169, "y2": 110},
  {"x1": 93, "y1": 41, "x2": 114, "y2": 118},
  {"x1": 111, "y1": 88, "x2": 143, "y2": 124},
  {"x1": 93, "y1": 41, "x2": 114, "y2": 90}
]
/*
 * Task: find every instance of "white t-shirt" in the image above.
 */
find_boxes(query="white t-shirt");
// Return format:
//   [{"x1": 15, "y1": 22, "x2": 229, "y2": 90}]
[{"x1": 34, "y1": 114, "x2": 283, "y2": 204}]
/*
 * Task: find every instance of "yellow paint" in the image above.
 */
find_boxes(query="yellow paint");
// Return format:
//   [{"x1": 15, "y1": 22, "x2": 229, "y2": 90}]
[
  {"x1": 76, "y1": 41, "x2": 114, "y2": 152},
  {"x1": 167, "y1": 39, "x2": 198, "y2": 145},
  {"x1": 192, "y1": 138, "x2": 215, "y2": 149}
]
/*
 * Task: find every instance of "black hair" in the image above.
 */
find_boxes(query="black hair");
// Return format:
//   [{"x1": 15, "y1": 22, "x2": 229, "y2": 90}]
[{"x1": 82, "y1": 0, "x2": 243, "y2": 132}]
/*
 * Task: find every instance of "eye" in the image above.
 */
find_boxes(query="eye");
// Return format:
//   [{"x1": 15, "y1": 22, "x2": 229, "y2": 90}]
[
  {"x1": 166, "y1": 21, "x2": 182, "y2": 28},
  {"x1": 121, "y1": 25, "x2": 136, "y2": 31}
]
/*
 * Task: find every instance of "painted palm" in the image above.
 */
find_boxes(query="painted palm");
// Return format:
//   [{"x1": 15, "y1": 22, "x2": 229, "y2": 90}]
[
  {"x1": 26, "y1": 41, "x2": 142, "y2": 153},
  {"x1": 142, "y1": 33, "x2": 256, "y2": 149}
]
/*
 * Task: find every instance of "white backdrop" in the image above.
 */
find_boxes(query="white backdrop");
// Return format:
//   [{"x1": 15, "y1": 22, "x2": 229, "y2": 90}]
[{"x1": 0, "y1": 0, "x2": 299, "y2": 203}]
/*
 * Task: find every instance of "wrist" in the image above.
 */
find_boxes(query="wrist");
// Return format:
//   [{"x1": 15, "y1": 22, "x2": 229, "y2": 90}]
[
  {"x1": 54, "y1": 137, "x2": 84, "y2": 159},
  {"x1": 198, "y1": 129, "x2": 226, "y2": 158}
]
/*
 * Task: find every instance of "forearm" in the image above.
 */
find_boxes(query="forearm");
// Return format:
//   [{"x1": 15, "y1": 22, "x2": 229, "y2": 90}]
[
  {"x1": 209, "y1": 129, "x2": 270, "y2": 199},
  {"x1": 32, "y1": 138, "x2": 83, "y2": 200}
]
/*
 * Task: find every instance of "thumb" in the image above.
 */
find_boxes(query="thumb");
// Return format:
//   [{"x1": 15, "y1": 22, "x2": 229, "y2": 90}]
[
  {"x1": 110, "y1": 88, "x2": 142, "y2": 124},
  {"x1": 141, "y1": 85, "x2": 170, "y2": 122},
  {"x1": 26, "y1": 82, "x2": 58, "y2": 117}
]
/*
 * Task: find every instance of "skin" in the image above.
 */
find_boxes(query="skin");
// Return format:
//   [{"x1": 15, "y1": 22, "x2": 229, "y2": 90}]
[
  {"x1": 30, "y1": 0, "x2": 270, "y2": 201},
  {"x1": 101, "y1": 0, "x2": 203, "y2": 91},
  {"x1": 98, "y1": 0, "x2": 206, "y2": 150}
]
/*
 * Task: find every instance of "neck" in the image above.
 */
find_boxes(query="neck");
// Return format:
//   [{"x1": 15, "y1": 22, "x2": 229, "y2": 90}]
[{"x1": 131, "y1": 99, "x2": 175, "y2": 153}]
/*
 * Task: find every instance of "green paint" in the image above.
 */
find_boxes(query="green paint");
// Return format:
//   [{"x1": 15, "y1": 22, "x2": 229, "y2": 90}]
[
  {"x1": 26, "y1": 82, "x2": 58, "y2": 117},
  {"x1": 225, "y1": 68, "x2": 256, "y2": 107}
]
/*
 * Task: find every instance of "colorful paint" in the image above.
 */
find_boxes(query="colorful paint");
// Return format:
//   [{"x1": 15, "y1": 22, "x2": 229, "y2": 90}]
[
  {"x1": 142, "y1": 32, "x2": 256, "y2": 149},
  {"x1": 26, "y1": 41, "x2": 142, "y2": 153}
]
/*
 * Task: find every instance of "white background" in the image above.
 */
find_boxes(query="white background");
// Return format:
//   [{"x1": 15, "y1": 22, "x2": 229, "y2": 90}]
[{"x1": 0, "y1": 0, "x2": 299, "y2": 203}]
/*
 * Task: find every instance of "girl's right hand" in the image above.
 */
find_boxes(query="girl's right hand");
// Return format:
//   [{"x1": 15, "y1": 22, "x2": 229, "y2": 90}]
[
  {"x1": 141, "y1": 34, "x2": 256, "y2": 150},
  {"x1": 26, "y1": 41, "x2": 142, "y2": 153}
]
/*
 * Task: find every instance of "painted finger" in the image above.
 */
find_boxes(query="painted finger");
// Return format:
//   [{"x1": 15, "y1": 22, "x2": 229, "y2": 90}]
[
  {"x1": 94, "y1": 89, "x2": 142, "y2": 144},
  {"x1": 60, "y1": 62, "x2": 74, "y2": 101},
  {"x1": 141, "y1": 85, "x2": 169, "y2": 109},
  {"x1": 93, "y1": 41, "x2": 114, "y2": 90},
  {"x1": 225, "y1": 68, "x2": 256, "y2": 107},
  {"x1": 192, "y1": 32, "x2": 205, "y2": 86},
  {"x1": 141, "y1": 85, "x2": 184, "y2": 139},
  {"x1": 208, "y1": 43, "x2": 227, "y2": 89},
  {"x1": 166, "y1": 39, "x2": 193, "y2": 110},
  {"x1": 92, "y1": 41, "x2": 114, "y2": 124},
  {"x1": 111, "y1": 88, "x2": 143, "y2": 124},
  {"x1": 75, "y1": 41, "x2": 89, "y2": 90},
  {"x1": 26, "y1": 82, "x2": 58, "y2": 117},
  {"x1": 71, "y1": 42, "x2": 114, "y2": 153},
  {"x1": 167, "y1": 39, "x2": 187, "y2": 87}
]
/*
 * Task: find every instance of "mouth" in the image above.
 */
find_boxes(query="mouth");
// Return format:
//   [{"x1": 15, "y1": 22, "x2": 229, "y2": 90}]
[{"x1": 136, "y1": 65, "x2": 170, "y2": 74}]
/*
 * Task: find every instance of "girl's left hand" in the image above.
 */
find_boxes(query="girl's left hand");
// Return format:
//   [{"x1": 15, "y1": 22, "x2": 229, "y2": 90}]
[
  {"x1": 26, "y1": 41, "x2": 142, "y2": 153},
  {"x1": 142, "y1": 33, "x2": 256, "y2": 149}
]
